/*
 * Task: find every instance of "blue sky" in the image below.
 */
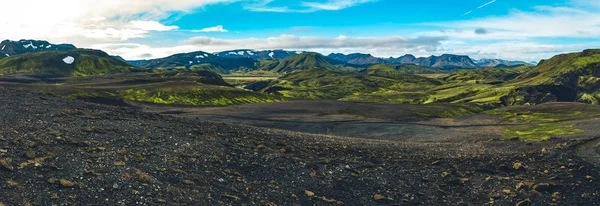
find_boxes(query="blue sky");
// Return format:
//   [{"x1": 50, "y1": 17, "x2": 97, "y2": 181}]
[{"x1": 1, "y1": 0, "x2": 599, "y2": 61}]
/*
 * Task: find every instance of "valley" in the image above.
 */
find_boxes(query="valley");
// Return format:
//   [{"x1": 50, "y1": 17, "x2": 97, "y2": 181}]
[{"x1": 0, "y1": 39, "x2": 599, "y2": 205}]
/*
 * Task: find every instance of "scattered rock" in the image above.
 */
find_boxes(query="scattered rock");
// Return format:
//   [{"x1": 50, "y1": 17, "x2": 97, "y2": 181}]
[
  {"x1": 6, "y1": 180, "x2": 18, "y2": 187},
  {"x1": 374, "y1": 194, "x2": 386, "y2": 201},
  {"x1": 222, "y1": 194, "x2": 240, "y2": 201},
  {"x1": 513, "y1": 162, "x2": 525, "y2": 170},
  {"x1": 59, "y1": 179, "x2": 75, "y2": 187},
  {"x1": 305, "y1": 190, "x2": 315, "y2": 197},
  {"x1": 0, "y1": 158, "x2": 13, "y2": 171},
  {"x1": 170, "y1": 168, "x2": 185, "y2": 173},
  {"x1": 516, "y1": 199, "x2": 531, "y2": 206},
  {"x1": 533, "y1": 183, "x2": 555, "y2": 192},
  {"x1": 321, "y1": 196, "x2": 336, "y2": 203}
]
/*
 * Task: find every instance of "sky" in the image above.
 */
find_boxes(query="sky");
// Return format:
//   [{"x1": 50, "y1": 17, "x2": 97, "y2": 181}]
[{"x1": 1, "y1": 0, "x2": 599, "y2": 61}]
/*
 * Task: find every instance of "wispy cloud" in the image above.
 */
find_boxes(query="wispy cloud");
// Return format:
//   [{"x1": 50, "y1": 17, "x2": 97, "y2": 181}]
[
  {"x1": 462, "y1": 0, "x2": 497, "y2": 16},
  {"x1": 192, "y1": 25, "x2": 229, "y2": 33},
  {"x1": 301, "y1": 0, "x2": 377, "y2": 11},
  {"x1": 477, "y1": 0, "x2": 497, "y2": 9},
  {"x1": 245, "y1": 0, "x2": 375, "y2": 13}
]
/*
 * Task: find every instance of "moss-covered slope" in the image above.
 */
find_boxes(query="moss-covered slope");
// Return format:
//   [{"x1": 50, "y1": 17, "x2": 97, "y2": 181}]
[{"x1": 0, "y1": 49, "x2": 143, "y2": 76}]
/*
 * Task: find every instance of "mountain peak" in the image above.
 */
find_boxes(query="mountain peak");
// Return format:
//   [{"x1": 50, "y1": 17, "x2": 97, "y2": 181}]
[{"x1": 0, "y1": 39, "x2": 76, "y2": 59}]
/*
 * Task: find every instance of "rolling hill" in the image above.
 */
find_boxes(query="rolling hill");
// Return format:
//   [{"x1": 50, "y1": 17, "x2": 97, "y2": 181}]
[
  {"x1": 248, "y1": 68, "x2": 442, "y2": 103},
  {"x1": 0, "y1": 49, "x2": 143, "y2": 76}
]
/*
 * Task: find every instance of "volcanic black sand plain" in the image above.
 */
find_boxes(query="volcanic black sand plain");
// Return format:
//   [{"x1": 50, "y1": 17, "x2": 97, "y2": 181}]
[{"x1": 1, "y1": 82, "x2": 600, "y2": 205}]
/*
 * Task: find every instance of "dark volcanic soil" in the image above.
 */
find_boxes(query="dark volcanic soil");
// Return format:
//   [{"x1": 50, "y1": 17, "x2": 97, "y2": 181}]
[{"x1": 1, "y1": 88, "x2": 600, "y2": 205}]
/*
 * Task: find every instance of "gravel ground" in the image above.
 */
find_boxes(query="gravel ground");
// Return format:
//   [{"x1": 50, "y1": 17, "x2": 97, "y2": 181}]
[{"x1": 1, "y1": 88, "x2": 599, "y2": 205}]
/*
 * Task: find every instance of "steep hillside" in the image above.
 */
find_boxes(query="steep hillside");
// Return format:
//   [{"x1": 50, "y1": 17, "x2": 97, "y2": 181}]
[
  {"x1": 0, "y1": 49, "x2": 143, "y2": 76},
  {"x1": 0, "y1": 39, "x2": 76, "y2": 58},
  {"x1": 513, "y1": 49, "x2": 600, "y2": 88},
  {"x1": 495, "y1": 49, "x2": 600, "y2": 105}
]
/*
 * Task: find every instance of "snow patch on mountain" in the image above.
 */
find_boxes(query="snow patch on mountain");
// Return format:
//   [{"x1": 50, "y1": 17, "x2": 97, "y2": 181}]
[
  {"x1": 23, "y1": 41, "x2": 38, "y2": 49},
  {"x1": 63, "y1": 56, "x2": 75, "y2": 64}
]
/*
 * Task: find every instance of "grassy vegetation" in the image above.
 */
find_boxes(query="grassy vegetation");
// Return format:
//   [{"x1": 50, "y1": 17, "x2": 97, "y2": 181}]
[
  {"x1": 116, "y1": 84, "x2": 285, "y2": 106},
  {"x1": 11, "y1": 71, "x2": 287, "y2": 107},
  {"x1": 256, "y1": 68, "x2": 442, "y2": 102},
  {"x1": 0, "y1": 49, "x2": 143, "y2": 76},
  {"x1": 483, "y1": 104, "x2": 600, "y2": 140},
  {"x1": 444, "y1": 66, "x2": 533, "y2": 84},
  {"x1": 367, "y1": 64, "x2": 450, "y2": 75},
  {"x1": 270, "y1": 53, "x2": 337, "y2": 73}
]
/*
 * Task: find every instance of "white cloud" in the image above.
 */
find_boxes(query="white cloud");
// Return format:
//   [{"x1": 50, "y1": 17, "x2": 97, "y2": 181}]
[
  {"x1": 184, "y1": 34, "x2": 444, "y2": 51},
  {"x1": 425, "y1": 2, "x2": 600, "y2": 40},
  {"x1": 131, "y1": 21, "x2": 179, "y2": 31},
  {"x1": 193, "y1": 25, "x2": 229, "y2": 33},
  {"x1": 93, "y1": 43, "x2": 200, "y2": 60},
  {"x1": 92, "y1": 34, "x2": 445, "y2": 60},
  {"x1": 0, "y1": 0, "x2": 234, "y2": 41},
  {"x1": 434, "y1": 41, "x2": 597, "y2": 62}
]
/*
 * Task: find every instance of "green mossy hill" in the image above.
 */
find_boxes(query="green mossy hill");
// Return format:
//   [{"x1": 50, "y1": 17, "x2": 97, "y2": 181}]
[
  {"x1": 496, "y1": 49, "x2": 600, "y2": 105},
  {"x1": 253, "y1": 69, "x2": 441, "y2": 102},
  {"x1": 513, "y1": 49, "x2": 600, "y2": 88},
  {"x1": 0, "y1": 49, "x2": 144, "y2": 76},
  {"x1": 366, "y1": 64, "x2": 449, "y2": 75},
  {"x1": 444, "y1": 66, "x2": 533, "y2": 84},
  {"x1": 27, "y1": 71, "x2": 286, "y2": 107},
  {"x1": 270, "y1": 53, "x2": 336, "y2": 73}
]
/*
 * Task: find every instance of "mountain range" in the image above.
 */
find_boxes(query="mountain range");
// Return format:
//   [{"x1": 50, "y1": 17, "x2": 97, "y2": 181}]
[
  {"x1": 0, "y1": 40, "x2": 76, "y2": 58},
  {"x1": 209, "y1": 50, "x2": 531, "y2": 69},
  {"x1": 0, "y1": 39, "x2": 536, "y2": 76}
]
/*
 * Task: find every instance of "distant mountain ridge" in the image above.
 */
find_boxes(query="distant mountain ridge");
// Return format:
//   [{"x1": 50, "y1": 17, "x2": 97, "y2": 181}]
[
  {"x1": 328, "y1": 53, "x2": 531, "y2": 69},
  {"x1": 473, "y1": 58, "x2": 533, "y2": 68},
  {"x1": 327, "y1": 53, "x2": 387, "y2": 65},
  {"x1": 214, "y1": 49, "x2": 303, "y2": 59},
  {"x1": 0, "y1": 40, "x2": 76, "y2": 58}
]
